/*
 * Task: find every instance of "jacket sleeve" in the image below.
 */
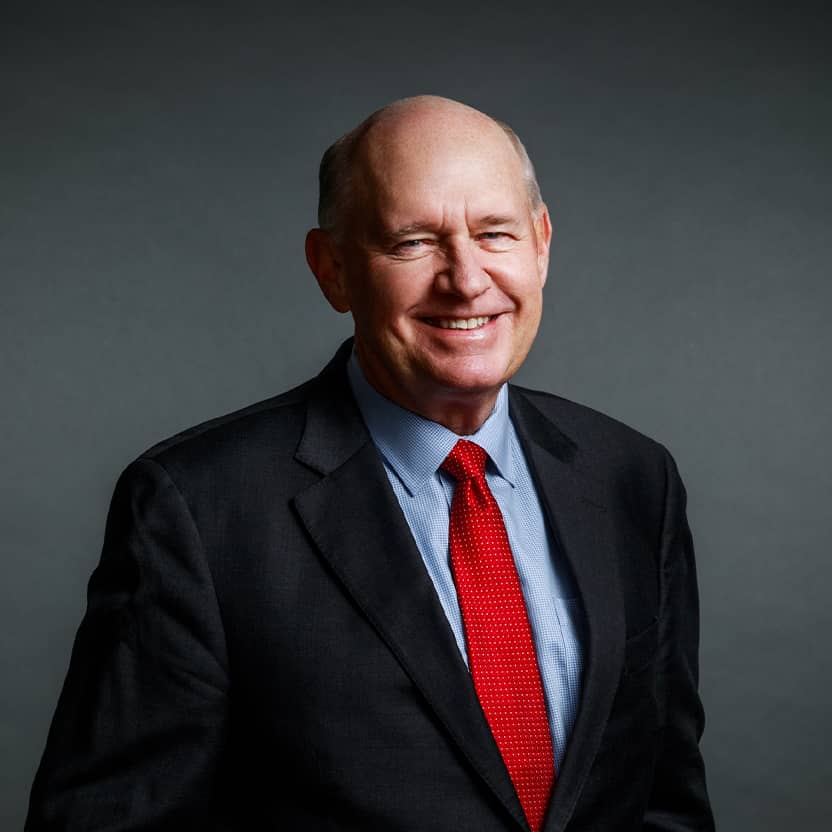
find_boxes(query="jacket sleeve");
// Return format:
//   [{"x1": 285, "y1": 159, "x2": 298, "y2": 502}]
[
  {"x1": 26, "y1": 457, "x2": 230, "y2": 831},
  {"x1": 643, "y1": 450, "x2": 715, "y2": 831}
]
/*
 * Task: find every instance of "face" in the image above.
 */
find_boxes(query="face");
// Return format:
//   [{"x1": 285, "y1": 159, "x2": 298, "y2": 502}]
[{"x1": 309, "y1": 112, "x2": 551, "y2": 423}]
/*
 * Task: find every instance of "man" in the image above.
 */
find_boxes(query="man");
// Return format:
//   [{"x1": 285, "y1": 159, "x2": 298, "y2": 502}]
[{"x1": 27, "y1": 96, "x2": 714, "y2": 831}]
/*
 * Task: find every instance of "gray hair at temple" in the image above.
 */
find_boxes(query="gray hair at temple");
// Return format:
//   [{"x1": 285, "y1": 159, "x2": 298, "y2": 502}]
[{"x1": 316, "y1": 102, "x2": 544, "y2": 241}]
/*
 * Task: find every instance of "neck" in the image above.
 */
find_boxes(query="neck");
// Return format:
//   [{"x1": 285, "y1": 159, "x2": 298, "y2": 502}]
[
  {"x1": 353, "y1": 349, "x2": 500, "y2": 436},
  {"x1": 417, "y1": 395, "x2": 498, "y2": 436}
]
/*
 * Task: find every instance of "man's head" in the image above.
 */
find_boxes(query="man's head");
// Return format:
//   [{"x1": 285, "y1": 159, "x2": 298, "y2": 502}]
[{"x1": 305, "y1": 95, "x2": 552, "y2": 434}]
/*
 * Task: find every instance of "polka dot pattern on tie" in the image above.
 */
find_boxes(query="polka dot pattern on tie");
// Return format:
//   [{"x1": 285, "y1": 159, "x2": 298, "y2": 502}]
[{"x1": 442, "y1": 439, "x2": 555, "y2": 832}]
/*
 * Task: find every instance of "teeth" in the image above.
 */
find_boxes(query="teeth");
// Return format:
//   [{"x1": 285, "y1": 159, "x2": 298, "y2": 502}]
[{"x1": 433, "y1": 316, "x2": 493, "y2": 330}]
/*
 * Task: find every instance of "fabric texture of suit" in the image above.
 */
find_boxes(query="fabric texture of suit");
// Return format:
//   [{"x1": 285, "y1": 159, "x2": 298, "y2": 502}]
[{"x1": 27, "y1": 340, "x2": 714, "y2": 831}]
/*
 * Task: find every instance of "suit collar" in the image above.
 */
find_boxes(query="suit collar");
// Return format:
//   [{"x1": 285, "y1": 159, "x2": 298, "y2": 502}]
[{"x1": 293, "y1": 339, "x2": 368, "y2": 476}]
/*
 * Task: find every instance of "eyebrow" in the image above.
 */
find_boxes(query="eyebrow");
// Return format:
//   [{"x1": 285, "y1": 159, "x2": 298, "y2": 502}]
[
  {"x1": 473, "y1": 214, "x2": 519, "y2": 228},
  {"x1": 386, "y1": 222, "x2": 436, "y2": 239},
  {"x1": 382, "y1": 214, "x2": 520, "y2": 242}
]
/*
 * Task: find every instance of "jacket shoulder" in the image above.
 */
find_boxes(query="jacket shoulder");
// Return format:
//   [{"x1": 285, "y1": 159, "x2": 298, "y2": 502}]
[
  {"x1": 135, "y1": 377, "x2": 318, "y2": 479},
  {"x1": 512, "y1": 385, "x2": 678, "y2": 500},
  {"x1": 510, "y1": 385, "x2": 684, "y2": 558},
  {"x1": 510, "y1": 384, "x2": 674, "y2": 471}
]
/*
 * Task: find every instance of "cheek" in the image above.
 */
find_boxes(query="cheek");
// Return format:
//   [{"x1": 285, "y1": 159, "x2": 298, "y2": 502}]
[
  {"x1": 508, "y1": 284, "x2": 544, "y2": 343},
  {"x1": 495, "y1": 263, "x2": 544, "y2": 308},
  {"x1": 352, "y1": 285, "x2": 413, "y2": 341},
  {"x1": 367, "y1": 275, "x2": 427, "y2": 319},
  {"x1": 522, "y1": 291, "x2": 544, "y2": 329}
]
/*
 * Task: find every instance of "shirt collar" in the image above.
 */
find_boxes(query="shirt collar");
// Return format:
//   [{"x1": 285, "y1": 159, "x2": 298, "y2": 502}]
[{"x1": 347, "y1": 351, "x2": 515, "y2": 497}]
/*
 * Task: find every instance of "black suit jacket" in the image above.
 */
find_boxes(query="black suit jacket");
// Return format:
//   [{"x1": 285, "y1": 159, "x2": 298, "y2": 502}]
[{"x1": 27, "y1": 341, "x2": 714, "y2": 831}]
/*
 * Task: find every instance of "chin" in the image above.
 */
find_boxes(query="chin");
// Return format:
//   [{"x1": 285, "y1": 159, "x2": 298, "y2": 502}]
[
  {"x1": 423, "y1": 366, "x2": 510, "y2": 399},
  {"x1": 442, "y1": 352, "x2": 515, "y2": 384}
]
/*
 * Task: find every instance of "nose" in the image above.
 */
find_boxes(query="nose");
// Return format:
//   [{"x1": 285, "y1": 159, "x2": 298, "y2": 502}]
[{"x1": 434, "y1": 238, "x2": 491, "y2": 299}]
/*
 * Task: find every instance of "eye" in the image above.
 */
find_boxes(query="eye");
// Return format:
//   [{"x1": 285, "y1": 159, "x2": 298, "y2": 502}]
[
  {"x1": 477, "y1": 231, "x2": 514, "y2": 248},
  {"x1": 391, "y1": 238, "x2": 431, "y2": 257}
]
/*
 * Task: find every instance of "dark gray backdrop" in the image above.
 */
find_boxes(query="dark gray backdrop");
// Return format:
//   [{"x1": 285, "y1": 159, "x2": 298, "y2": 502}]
[{"x1": 3, "y1": 2, "x2": 830, "y2": 828}]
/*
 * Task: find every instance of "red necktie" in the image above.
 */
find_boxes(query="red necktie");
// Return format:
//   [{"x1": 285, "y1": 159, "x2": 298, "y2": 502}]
[{"x1": 442, "y1": 439, "x2": 554, "y2": 832}]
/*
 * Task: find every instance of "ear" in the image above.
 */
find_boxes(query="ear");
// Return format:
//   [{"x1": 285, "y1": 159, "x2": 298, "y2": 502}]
[
  {"x1": 305, "y1": 228, "x2": 351, "y2": 313},
  {"x1": 533, "y1": 204, "x2": 553, "y2": 288}
]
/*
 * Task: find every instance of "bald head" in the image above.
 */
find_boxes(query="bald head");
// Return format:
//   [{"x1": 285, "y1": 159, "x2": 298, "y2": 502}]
[{"x1": 317, "y1": 96, "x2": 542, "y2": 240}]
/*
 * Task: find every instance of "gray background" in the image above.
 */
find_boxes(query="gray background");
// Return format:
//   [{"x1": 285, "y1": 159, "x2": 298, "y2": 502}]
[{"x1": 3, "y1": 1, "x2": 830, "y2": 828}]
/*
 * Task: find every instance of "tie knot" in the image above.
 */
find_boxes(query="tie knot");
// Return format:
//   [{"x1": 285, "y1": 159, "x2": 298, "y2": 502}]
[{"x1": 441, "y1": 439, "x2": 488, "y2": 481}]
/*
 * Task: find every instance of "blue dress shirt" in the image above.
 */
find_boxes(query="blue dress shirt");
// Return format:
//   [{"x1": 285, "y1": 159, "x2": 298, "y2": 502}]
[{"x1": 347, "y1": 355, "x2": 584, "y2": 770}]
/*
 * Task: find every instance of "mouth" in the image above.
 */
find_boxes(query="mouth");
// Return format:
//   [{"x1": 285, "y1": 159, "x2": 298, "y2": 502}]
[{"x1": 423, "y1": 315, "x2": 496, "y2": 331}]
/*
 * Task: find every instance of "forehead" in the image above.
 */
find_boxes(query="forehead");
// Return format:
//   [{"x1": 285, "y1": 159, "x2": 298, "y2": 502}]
[{"x1": 354, "y1": 120, "x2": 529, "y2": 227}]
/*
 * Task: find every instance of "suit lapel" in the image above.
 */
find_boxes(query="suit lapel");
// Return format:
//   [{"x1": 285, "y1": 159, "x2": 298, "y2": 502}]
[
  {"x1": 292, "y1": 349, "x2": 529, "y2": 831},
  {"x1": 510, "y1": 389, "x2": 626, "y2": 832},
  {"x1": 291, "y1": 348, "x2": 626, "y2": 832}
]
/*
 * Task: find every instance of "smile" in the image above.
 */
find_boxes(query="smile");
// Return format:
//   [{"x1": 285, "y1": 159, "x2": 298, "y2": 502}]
[{"x1": 425, "y1": 315, "x2": 495, "y2": 330}]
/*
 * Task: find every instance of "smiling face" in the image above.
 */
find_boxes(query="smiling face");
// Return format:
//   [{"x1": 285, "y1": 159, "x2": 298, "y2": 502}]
[{"x1": 307, "y1": 99, "x2": 552, "y2": 433}]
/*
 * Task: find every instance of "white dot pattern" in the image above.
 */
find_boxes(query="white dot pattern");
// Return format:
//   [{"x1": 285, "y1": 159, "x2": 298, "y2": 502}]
[{"x1": 443, "y1": 439, "x2": 555, "y2": 832}]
